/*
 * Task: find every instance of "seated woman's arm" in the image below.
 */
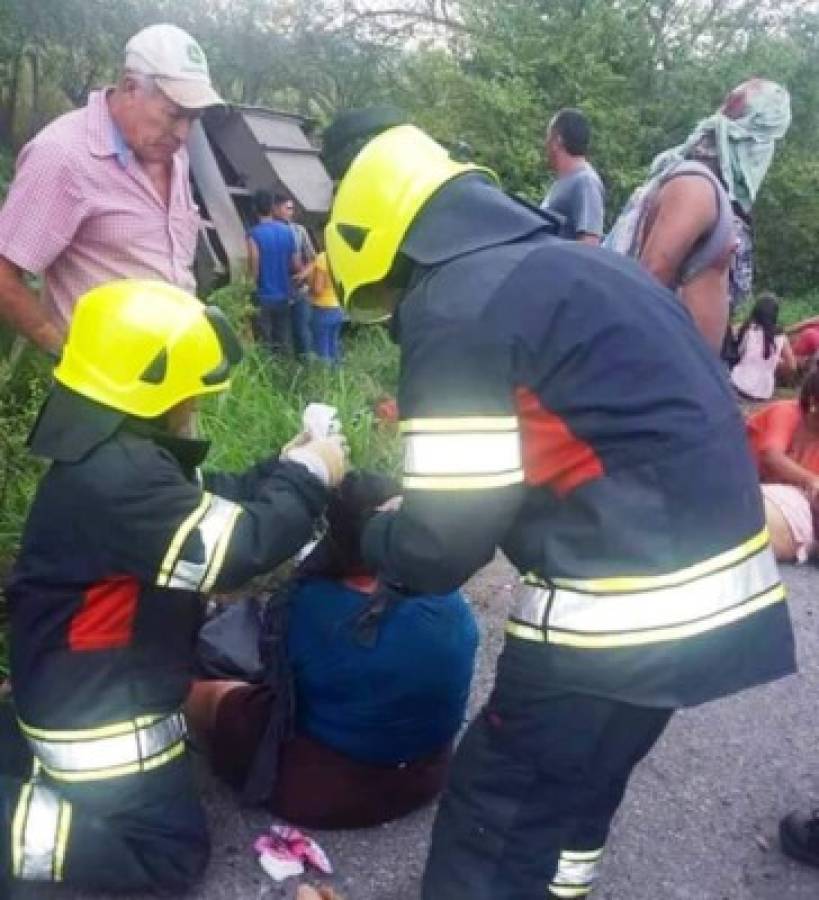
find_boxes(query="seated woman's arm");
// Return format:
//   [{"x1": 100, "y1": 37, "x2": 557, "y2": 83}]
[{"x1": 759, "y1": 448, "x2": 819, "y2": 502}]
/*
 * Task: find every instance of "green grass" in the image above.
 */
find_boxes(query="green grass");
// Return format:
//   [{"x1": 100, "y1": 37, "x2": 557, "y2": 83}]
[
  {"x1": 203, "y1": 281, "x2": 400, "y2": 473},
  {"x1": 778, "y1": 290, "x2": 819, "y2": 327},
  {"x1": 733, "y1": 289, "x2": 819, "y2": 328},
  {"x1": 0, "y1": 353, "x2": 49, "y2": 569},
  {"x1": 202, "y1": 327, "x2": 401, "y2": 475}
]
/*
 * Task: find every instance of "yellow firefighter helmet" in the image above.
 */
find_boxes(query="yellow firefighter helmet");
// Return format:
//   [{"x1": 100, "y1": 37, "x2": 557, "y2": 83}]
[{"x1": 325, "y1": 124, "x2": 496, "y2": 322}]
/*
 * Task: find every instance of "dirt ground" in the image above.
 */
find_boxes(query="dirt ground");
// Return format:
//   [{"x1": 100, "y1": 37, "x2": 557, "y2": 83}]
[{"x1": 15, "y1": 555, "x2": 819, "y2": 900}]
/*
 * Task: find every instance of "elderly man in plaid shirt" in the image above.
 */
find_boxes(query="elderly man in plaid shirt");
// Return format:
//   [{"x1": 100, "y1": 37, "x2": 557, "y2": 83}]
[{"x1": 0, "y1": 23, "x2": 223, "y2": 356}]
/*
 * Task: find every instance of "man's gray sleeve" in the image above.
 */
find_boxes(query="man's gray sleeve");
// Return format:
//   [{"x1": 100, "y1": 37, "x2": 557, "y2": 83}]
[{"x1": 572, "y1": 175, "x2": 606, "y2": 237}]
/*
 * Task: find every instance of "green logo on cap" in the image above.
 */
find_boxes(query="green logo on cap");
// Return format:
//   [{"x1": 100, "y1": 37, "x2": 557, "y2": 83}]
[{"x1": 186, "y1": 43, "x2": 205, "y2": 68}]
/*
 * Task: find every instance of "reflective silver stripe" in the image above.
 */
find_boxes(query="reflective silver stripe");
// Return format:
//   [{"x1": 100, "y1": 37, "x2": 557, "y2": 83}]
[
  {"x1": 549, "y1": 848, "x2": 604, "y2": 898},
  {"x1": 167, "y1": 495, "x2": 242, "y2": 591},
  {"x1": 511, "y1": 546, "x2": 780, "y2": 641},
  {"x1": 400, "y1": 416, "x2": 518, "y2": 433},
  {"x1": 404, "y1": 431, "x2": 521, "y2": 477},
  {"x1": 403, "y1": 470, "x2": 524, "y2": 491},
  {"x1": 24, "y1": 712, "x2": 186, "y2": 777},
  {"x1": 157, "y1": 494, "x2": 210, "y2": 586},
  {"x1": 400, "y1": 416, "x2": 523, "y2": 491},
  {"x1": 511, "y1": 578, "x2": 552, "y2": 629},
  {"x1": 16, "y1": 783, "x2": 60, "y2": 881}
]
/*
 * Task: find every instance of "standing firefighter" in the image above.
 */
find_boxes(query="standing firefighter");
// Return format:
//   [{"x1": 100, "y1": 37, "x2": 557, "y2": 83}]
[
  {"x1": 0, "y1": 281, "x2": 347, "y2": 894},
  {"x1": 322, "y1": 113, "x2": 796, "y2": 900}
]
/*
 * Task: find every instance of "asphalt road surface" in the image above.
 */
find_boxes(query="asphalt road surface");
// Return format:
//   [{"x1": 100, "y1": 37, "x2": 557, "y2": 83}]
[{"x1": 16, "y1": 556, "x2": 819, "y2": 900}]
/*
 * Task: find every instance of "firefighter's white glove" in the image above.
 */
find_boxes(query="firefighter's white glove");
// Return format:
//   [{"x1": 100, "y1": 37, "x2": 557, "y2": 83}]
[{"x1": 281, "y1": 432, "x2": 349, "y2": 488}]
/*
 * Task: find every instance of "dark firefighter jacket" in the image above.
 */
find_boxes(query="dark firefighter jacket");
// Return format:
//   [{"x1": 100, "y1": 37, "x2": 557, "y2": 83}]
[
  {"x1": 7, "y1": 424, "x2": 327, "y2": 742},
  {"x1": 362, "y1": 174, "x2": 795, "y2": 708}
]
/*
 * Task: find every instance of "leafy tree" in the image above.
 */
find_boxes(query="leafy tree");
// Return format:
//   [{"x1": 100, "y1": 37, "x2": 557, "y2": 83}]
[{"x1": 0, "y1": 0, "x2": 816, "y2": 295}]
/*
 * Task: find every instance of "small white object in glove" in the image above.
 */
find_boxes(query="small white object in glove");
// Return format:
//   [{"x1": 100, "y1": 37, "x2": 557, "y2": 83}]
[{"x1": 303, "y1": 403, "x2": 340, "y2": 440}]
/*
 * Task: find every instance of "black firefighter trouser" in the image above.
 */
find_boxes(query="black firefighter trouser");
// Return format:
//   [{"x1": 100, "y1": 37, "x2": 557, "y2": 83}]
[
  {"x1": 421, "y1": 652, "x2": 673, "y2": 900},
  {"x1": 0, "y1": 704, "x2": 210, "y2": 894}
]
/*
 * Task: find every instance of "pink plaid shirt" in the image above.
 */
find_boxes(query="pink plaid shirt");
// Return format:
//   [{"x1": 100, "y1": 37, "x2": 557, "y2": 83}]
[{"x1": 0, "y1": 89, "x2": 199, "y2": 326}]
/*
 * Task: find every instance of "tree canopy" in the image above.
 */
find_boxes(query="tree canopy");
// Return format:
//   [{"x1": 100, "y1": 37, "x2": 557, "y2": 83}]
[{"x1": 1, "y1": 0, "x2": 818, "y2": 294}]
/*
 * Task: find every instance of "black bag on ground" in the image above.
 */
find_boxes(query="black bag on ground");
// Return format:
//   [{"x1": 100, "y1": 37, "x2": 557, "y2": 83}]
[
  {"x1": 196, "y1": 597, "x2": 264, "y2": 682},
  {"x1": 194, "y1": 590, "x2": 295, "y2": 807}
]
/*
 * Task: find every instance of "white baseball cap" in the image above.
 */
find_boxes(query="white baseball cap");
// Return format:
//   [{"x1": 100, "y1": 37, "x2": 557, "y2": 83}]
[{"x1": 125, "y1": 23, "x2": 223, "y2": 110}]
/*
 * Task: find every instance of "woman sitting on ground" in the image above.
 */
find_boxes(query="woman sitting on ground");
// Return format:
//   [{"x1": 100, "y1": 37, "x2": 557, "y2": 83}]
[
  {"x1": 186, "y1": 471, "x2": 479, "y2": 829},
  {"x1": 730, "y1": 292, "x2": 795, "y2": 400},
  {"x1": 747, "y1": 368, "x2": 819, "y2": 562}
]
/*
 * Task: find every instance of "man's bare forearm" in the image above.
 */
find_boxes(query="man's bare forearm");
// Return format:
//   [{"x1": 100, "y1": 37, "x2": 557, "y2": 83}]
[{"x1": 0, "y1": 257, "x2": 63, "y2": 354}]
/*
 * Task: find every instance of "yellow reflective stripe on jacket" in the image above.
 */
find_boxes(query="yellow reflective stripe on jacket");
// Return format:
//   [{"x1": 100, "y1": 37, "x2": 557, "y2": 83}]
[
  {"x1": 400, "y1": 415, "x2": 523, "y2": 491},
  {"x1": 401, "y1": 416, "x2": 518, "y2": 433},
  {"x1": 157, "y1": 493, "x2": 211, "y2": 586},
  {"x1": 404, "y1": 431, "x2": 521, "y2": 477},
  {"x1": 508, "y1": 583, "x2": 785, "y2": 648},
  {"x1": 11, "y1": 782, "x2": 32, "y2": 878},
  {"x1": 561, "y1": 849, "x2": 604, "y2": 862},
  {"x1": 549, "y1": 886, "x2": 592, "y2": 899},
  {"x1": 11, "y1": 782, "x2": 64, "y2": 881},
  {"x1": 550, "y1": 528, "x2": 769, "y2": 594},
  {"x1": 403, "y1": 470, "x2": 525, "y2": 491},
  {"x1": 158, "y1": 493, "x2": 243, "y2": 592},
  {"x1": 20, "y1": 711, "x2": 187, "y2": 782},
  {"x1": 19, "y1": 713, "x2": 164, "y2": 742},
  {"x1": 54, "y1": 799, "x2": 72, "y2": 881},
  {"x1": 200, "y1": 501, "x2": 243, "y2": 592},
  {"x1": 549, "y1": 847, "x2": 604, "y2": 898},
  {"x1": 508, "y1": 539, "x2": 785, "y2": 649},
  {"x1": 552, "y1": 847, "x2": 604, "y2": 887},
  {"x1": 39, "y1": 739, "x2": 187, "y2": 784}
]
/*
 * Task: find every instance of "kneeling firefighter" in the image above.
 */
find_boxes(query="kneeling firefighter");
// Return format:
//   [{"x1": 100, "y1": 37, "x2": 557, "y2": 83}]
[
  {"x1": 0, "y1": 281, "x2": 347, "y2": 894},
  {"x1": 322, "y1": 112, "x2": 796, "y2": 899}
]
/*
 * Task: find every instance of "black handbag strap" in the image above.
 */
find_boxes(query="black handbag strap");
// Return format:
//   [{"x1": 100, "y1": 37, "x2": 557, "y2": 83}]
[{"x1": 240, "y1": 586, "x2": 294, "y2": 807}]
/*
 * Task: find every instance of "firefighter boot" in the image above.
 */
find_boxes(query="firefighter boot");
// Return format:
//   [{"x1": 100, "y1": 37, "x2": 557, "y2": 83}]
[{"x1": 780, "y1": 810, "x2": 819, "y2": 868}]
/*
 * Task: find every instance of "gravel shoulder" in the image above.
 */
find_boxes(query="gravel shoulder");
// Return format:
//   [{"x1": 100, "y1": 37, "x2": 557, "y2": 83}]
[{"x1": 16, "y1": 556, "x2": 819, "y2": 900}]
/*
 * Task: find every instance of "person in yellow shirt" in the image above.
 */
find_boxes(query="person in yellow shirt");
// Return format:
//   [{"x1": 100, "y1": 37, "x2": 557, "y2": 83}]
[{"x1": 309, "y1": 250, "x2": 345, "y2": 362}]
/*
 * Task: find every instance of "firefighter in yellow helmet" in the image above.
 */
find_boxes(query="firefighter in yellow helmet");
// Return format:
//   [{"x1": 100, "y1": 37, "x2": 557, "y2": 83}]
[
  {"x1": 0, "y1": 281, "x2": 347, "y2": 894},
  {"x1": 323, "y1": 111, "x2": 795, "y2": 899}
]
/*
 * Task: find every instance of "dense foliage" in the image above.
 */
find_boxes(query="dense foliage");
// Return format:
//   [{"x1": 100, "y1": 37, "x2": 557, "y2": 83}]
[{"x1": 1, "y1": 0, "x2": 818, "y2": 292}]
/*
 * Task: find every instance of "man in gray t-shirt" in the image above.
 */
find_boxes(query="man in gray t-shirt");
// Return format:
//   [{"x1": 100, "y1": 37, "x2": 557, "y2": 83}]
[{"x1": 541, "y1": 108, "x2": 605, "y2": 244}]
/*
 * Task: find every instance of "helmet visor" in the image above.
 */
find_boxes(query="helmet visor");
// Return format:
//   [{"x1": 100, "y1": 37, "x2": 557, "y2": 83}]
[{"x1": 201, "y1": 305, "x2": 243, "y2": 386}]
